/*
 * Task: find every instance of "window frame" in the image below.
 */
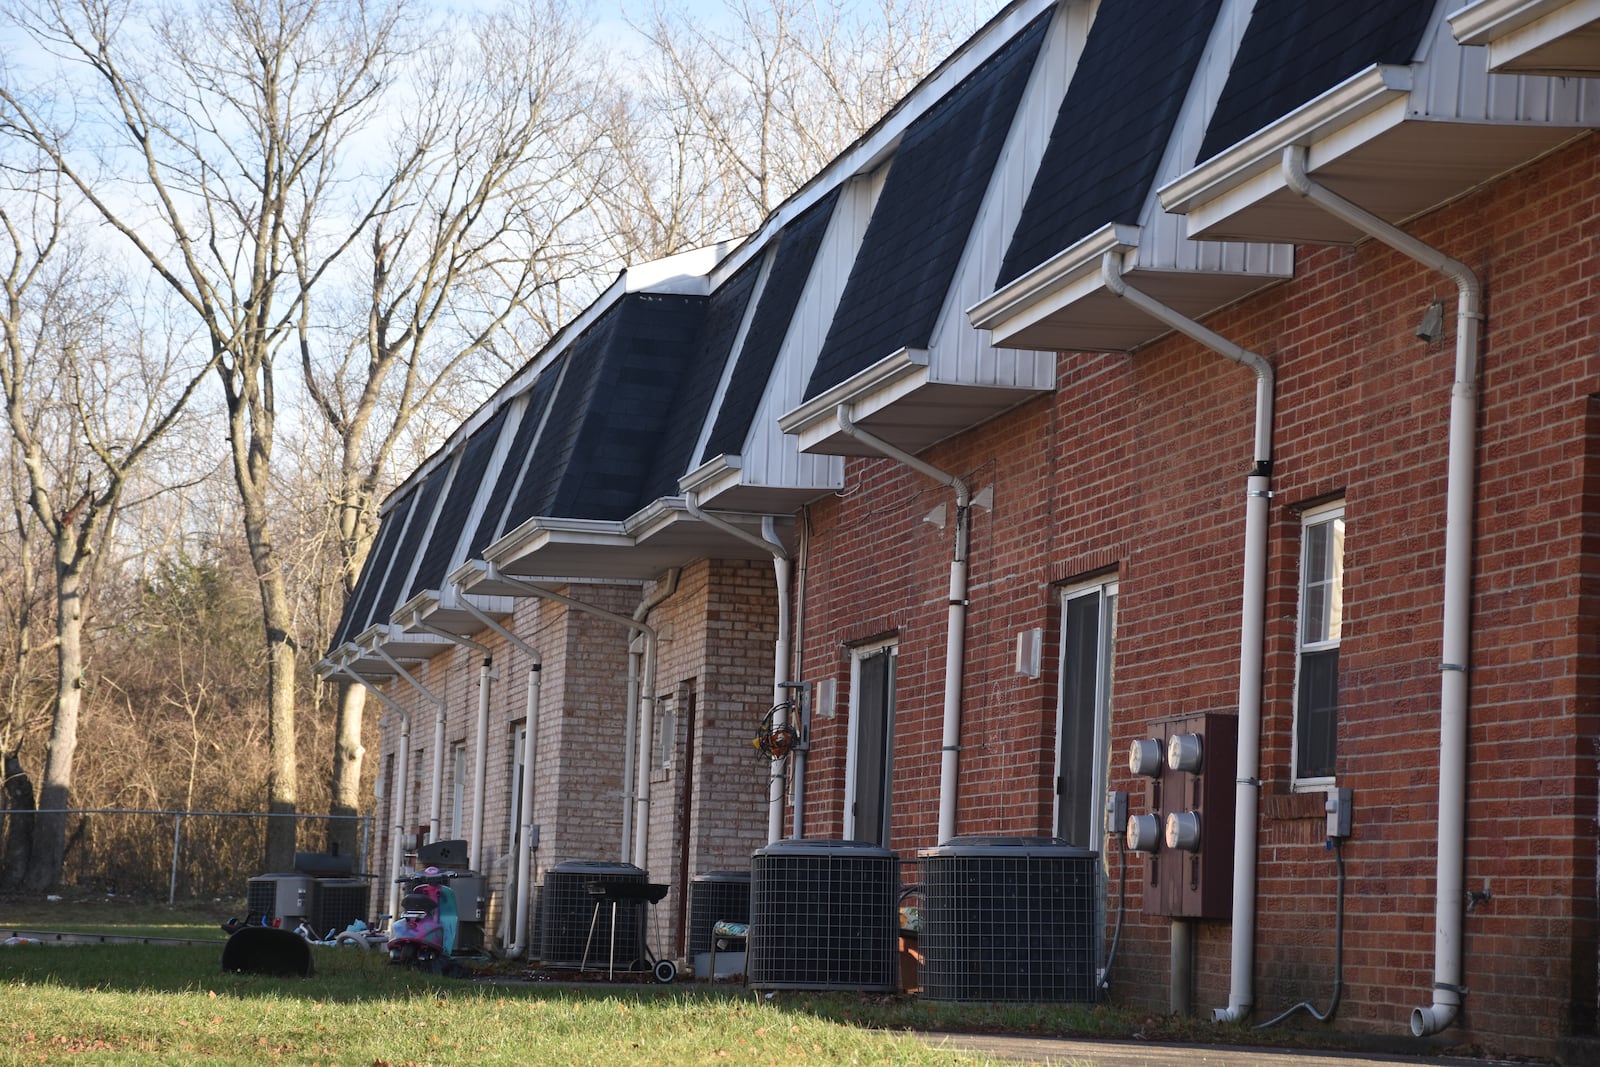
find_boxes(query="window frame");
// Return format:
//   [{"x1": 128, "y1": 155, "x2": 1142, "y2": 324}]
[
  {"x1": 1052, "y1": 577, "x2": 1117, "y2": 849},
  {"x1": 1292, "y1": 501, "x2": 1345, "y2": 790},
  {"x1": 843, "y1": 638, "x2": 897, "y2": 845}
]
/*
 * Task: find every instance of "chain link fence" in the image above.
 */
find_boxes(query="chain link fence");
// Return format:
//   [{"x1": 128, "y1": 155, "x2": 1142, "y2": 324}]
[{"x1": 0, "y1": 809, "x2": 372, "y2": 902}]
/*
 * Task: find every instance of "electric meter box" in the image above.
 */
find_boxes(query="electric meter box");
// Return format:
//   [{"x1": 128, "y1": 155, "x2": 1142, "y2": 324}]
[{"x1": 1143, "y1": 711, "x2": 1237, "y2": 919}]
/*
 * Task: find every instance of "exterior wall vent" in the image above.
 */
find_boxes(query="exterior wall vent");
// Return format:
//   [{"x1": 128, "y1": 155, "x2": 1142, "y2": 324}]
[
  {"x1": 917, "y1": 836, "x2": 1099, "y2": 1002},
  {"x1": 748, "y1": 839, "x2": 897, "y2": 990}
]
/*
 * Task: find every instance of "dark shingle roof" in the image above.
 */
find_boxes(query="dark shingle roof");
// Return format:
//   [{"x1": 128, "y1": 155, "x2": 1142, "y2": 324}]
[
  {"x1": 997, "y1": 0, "x2": 1224, "y2": 287},
  {"x1": 329, "y1": 487, "x2": 416, "y2": 653},
  {"x1": 501, "y1": 293, "x2": 707, "y2": 529},
  {"x1": 409, "y1": 405, "x2": 510, "y2": 597},
  {"x1": 804, "y1": 12, "x2": 1050, "y2": 401},
  {"x1": 1198, "y1": 0, "x2": 1436, "y2": 162},
  {"x1": 702, "y1": 189, "x2": 839, "y2": 462},
  {"x1": 641, "y1": 256, "x2": 762, "y2": 501},
  {"x1": 468, "y1": 356, "x2": 566, "y2": 557},
  {"x1": 384, "y1": 459, "x2": 452, "y2": 609}
]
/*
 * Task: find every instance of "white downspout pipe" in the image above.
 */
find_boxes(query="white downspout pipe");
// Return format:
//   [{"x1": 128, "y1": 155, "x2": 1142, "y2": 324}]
[
  {"x1": 336, "y1": 664, "x2": 412, "y2": 925},
  {"x1": 630, "y1": 571, "x2": 680, "y2": 870},
  {"x1": 1101, "y1": 251, "x2": 1274, "y2": 1025},
  {"x1": 834, "y1": 403, "x2": 971, "y2": 845},
  {"x1": 373, "y1": 644, "x2": 447, "y2": 849},
  {"x1": 413, "y1": 620, "x2": 496, "y2": 869},
  {"x1": 622, "y1": 639, "x2": 641, "y2": 861},
  {"x1": 683, "y1": 493, "x2": 794, "y2": 841},
  {"x1": 486, "y1": 565, "x2": 680, "y2": 869},
  {"x1": 456, "y1": 595, "x2": 544, "y2": 958},
  {"x1": 1283, "y1": 144, "x2": 1481, "y2": 1038}
]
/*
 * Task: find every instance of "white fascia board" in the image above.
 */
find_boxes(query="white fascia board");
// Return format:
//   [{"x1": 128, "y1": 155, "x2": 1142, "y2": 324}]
[
  {"x1": 678, "y1": 454, "x2": 743, "y2": 498},
  {"x1": 393, "y1": 588, "x2": 442, "y2": 622},
  {"x1": 620, "y1": 496, "x2": 688, "y2": 539},
  {"x1": 1158, "y1": 65, "x2": 1413, "y2": 217},
  {"x1": 1450, "y1": 0, "x2": 1590, "y2": 42},
  {"x1": 777, "y1": 348, "x2": 930, "y2": 439},
  {"x1": 968, "y1": 224, "x2": 1141, "y2": 339},
  {"x1": 484, "y1": 515, "x2": 633, "y2": 568}
]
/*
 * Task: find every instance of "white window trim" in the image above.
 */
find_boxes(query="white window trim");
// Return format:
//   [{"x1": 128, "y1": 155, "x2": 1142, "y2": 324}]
[
  {"x1": 1291, "y1": 501, "x2": 1345, "y2": 792},
  {"x1": 1052, "y1": 578, "x2": 1117, "y2": 846},
  {"x1": 843, "y1": 638, "x2": 896, "y2": 842}
]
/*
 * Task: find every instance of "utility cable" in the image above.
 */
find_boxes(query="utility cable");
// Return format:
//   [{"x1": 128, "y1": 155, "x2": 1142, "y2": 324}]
[{"x1": 1256, "y1": 837, "x2": 1345, "y2": 1028}]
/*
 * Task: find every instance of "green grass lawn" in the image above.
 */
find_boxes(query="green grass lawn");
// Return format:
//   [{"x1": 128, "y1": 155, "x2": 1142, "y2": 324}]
[
  {"x1": 0, "y1": 942, "x2": 1003, "y2": 1066},
  {"x1": 0, "y1": 895, "x2": 1408, "y2": 1064}
]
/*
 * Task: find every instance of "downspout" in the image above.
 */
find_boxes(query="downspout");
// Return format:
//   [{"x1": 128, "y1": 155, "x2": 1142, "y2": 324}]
[
  {"x1": 486, "y1": 565, "x2": 680, "y2": 869},
  {"x1": 683, "y1": 492, "x2": 794, "y2": 841},
  {"x1": 1100, "y1": 251, "x2": 1274, "y2": 1025},
  {"x1": 1283, "y1": 144, "x2": 1481, "y2": 1038},
  {"x1": 834, "y1": 403, "x2": 970, "y2": 845},
  {"x1": 373, "y1": 643, "x2": 448, "y2": 849},
  {"x1": 456, "y1": 596, "x2": 543, "y2": 958},
  {"x1": 335, "y1": 664, "x2": 411, "y2": 924},
  {"x1": 631, "y1": 571, "x2": 681, "y2": 870},
  {"x1": 413, "y1": 620, "x2": 495, "y2": 869}
]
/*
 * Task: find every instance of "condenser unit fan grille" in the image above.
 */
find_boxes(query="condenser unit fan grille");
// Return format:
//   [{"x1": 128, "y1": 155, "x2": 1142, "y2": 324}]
[
  {"x1": 749, "y1": 841, "x2": 896, "y2": 991},
  {"x1": 918, "y1": 838, "x2": 1099, "y2": 1003},
  {"x1": 538, "y1": 861, "x2": 645, "y2": 968},
  {"x1": 688, "y1": 871, "x2": 751, "y2": 955}
]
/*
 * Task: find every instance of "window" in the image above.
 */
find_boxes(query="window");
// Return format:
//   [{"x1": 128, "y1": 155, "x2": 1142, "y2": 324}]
[
  {"x1": 448, "y1": 741, "x2": 468, "y2": 839},
  {"x1": 1294, "y1": 503, "x2": 1344, "y2": 786},
  {"x1": 1055, "y1": 579, "x2": 1117, "y2": 849},
  {"x1": 845, "y1": 641, "x2": 896, "y2": 846}
]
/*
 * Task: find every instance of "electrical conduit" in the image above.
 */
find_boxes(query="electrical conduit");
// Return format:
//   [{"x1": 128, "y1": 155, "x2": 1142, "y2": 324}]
[
  {"x1": 834, "y1": 403, "x2": 971, "y2": 845},
  {"x1": 455, "y1": 594, "x2": 544, "y2": 958},
  {"x1": 485, "y1": 565, "x2": 680, "y2": 870},
  {"x1": 1282, "y1": 144, "x2": 1481, "y2": 1038},
  {"x1": 336, "y1": 663, "x2": 413, "y2": 924},
  {"x1": 1100, "y1": 251, "x2": 1274, "y2": 1024},
  {"x1": 372, "y1": 644, "x2": 448, "y2": 854},
  {"x1": 683, "y1": 493, "x2": 794, "y2": 840},
  {"x1": 413, "y1": 620, "x2": 496, "y2": 870}
]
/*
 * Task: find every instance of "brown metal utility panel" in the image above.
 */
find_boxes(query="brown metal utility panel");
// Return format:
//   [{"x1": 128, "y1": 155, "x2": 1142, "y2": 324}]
[{"x1": 1130, "y1": 712, "x2": 1238, "y2": 919}]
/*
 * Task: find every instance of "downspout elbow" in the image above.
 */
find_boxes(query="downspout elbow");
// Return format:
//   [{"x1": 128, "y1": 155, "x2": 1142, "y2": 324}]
[{"x1": 1412, "y1": 998, "x2": 1460, "y2": 1037}]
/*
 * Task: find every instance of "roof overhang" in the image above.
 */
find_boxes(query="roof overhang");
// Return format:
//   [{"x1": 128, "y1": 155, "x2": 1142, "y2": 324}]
[
  {"x1": 969, "y1": 223, "x2": 1293, "y2": 353},
  {"x1": 451, "y1": 559, "x2": 641, "y2": 599},
  {"x1": 1451, "y1": 0, "x2": 1600, "y2": 76},
  {"x1": 483, "y1": 497, "x2": 794, "y2": 581},
  {"x1": 392, "y1": 586, "x2": 515, "y2": 643},
  {"x1": 1159, "y1": 64, "x2": 1589, "y2": 243},
  {"x1": 778, "y1": 347, "x2": 1049, "y2": 456},
  {"x1": 354, "y1": 623, "x2": 455, "y2": 663},
  {"x1": 679, "y1": 454, "x2": 844, "y2": 512},
  {"x1": 316, "y1": 642, "x2": 402, "y2": 684}
]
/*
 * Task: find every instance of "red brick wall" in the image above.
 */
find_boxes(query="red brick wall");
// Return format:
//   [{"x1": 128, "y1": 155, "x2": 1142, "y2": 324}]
[{"x1": 796, "y1": 134, "x2": 1600, "y2": 1054}]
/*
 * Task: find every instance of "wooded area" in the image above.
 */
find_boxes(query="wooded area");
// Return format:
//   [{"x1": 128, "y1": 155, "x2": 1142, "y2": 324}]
[{"x1": 0, "y1": 0, "x2": 986, "y2": 893}]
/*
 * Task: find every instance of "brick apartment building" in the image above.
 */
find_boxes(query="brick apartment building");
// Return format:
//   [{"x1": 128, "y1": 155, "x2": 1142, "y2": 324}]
[{"x1": 322, "y1": 0, "x2": 1600, "y2": 1057}]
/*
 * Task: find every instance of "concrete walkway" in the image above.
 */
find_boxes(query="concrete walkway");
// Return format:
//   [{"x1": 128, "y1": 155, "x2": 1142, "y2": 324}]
[{"x1": 919, "y1": 1033, "x2": 1518, "y2": 1067}]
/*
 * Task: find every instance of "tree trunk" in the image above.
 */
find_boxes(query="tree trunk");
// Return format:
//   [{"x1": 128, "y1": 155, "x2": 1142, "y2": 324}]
[
  {"x1": 25, "y1": 555, "x2": 84, "y2": 892},
  {"x1": 2, "y1": 747, "x2": 36, "y2": 889},
  {"x1": 260, "y1": 566, "x2": 299, "y2": 872},
  {"x1": 326, "y1": 681, "x2": 365, "y2": 858}
]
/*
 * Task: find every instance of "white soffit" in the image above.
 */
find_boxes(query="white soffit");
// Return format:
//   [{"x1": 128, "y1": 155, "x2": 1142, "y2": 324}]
[
  {"x1": 1451, "y1": 0, "x2": 1600, "y2": 76},
  {"x1": 678, "y1": 454, "x2": 847, "y2": 513},
  {"x1": 482, "y1": 502, "x2": 791, "y2": 582},
  {"x1": 969, "y1": 223, "x2": 1293, "y2": 353},
  {"x1": 1159, "y1": 64, "x2": 1591, "y2": 243}
]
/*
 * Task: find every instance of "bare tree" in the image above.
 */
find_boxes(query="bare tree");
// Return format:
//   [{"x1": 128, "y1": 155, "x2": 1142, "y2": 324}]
[
  {"x1": 601, "y1": 0, "x2": 987, "y2": 255},
  {"x1": 286, "y1": 0, "x2": 610, "y2": 856},
  {"x1": 0, "y1": 0, "x2": 421, "y2": 870}
]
